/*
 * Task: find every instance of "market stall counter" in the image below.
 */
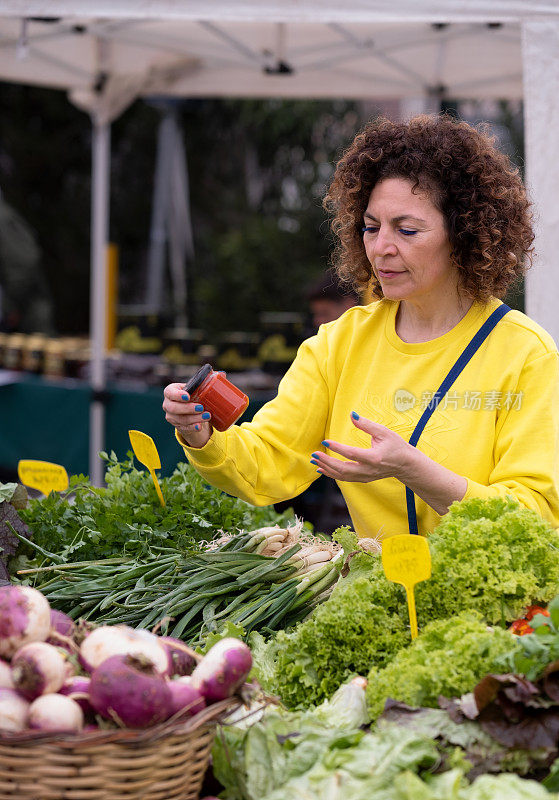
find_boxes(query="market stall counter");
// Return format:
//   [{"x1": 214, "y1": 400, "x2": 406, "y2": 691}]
[{"x1": 0, "y1": 372, "x2": 271, "y2": 479}]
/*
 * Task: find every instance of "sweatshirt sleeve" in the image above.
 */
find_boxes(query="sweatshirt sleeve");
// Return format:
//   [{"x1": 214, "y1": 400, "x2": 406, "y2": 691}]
[
  {"x1": 178, "y1": 328, "x2": 333, "y2": 506},
  {"x1": 463, "y1": 350, "x2": 559, "y2": 526}
]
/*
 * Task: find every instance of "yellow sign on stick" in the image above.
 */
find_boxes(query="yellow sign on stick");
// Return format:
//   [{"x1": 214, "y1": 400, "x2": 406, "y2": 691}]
[
  {"x1": 18, "y1": 459, "x2": 69, "y2": 496},
  {"x1": 382, "y1": 534, "x2": 432, "y2": 640},
  {"x1": 128, "y1": 430, "x2": 165, "y2": 506}
]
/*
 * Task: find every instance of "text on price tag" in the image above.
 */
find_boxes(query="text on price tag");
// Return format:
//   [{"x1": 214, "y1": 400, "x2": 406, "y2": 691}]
[{"x1": 18, "y1": 459, "x2": 69, "y2": 495}]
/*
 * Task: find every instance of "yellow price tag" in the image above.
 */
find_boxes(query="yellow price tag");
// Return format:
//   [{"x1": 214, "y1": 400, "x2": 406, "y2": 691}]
[
  {"x1": 128, "y1": 430, "x2": 165, "y2": 506},
  {"x1": 17, "y1": 459, "x2": 69, "y2": 496},
  {"x1": 382, "y1": 534, "x2": 431, "y2": 640}
]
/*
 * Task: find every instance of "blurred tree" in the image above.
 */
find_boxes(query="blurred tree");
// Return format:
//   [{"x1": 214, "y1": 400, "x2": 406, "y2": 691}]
[
  {"x1": 0, "y1": 86, "x2": 363, "y2": 335},
  {"x1": 180, "y1": 98, "x2": 361, "y2": 333}
]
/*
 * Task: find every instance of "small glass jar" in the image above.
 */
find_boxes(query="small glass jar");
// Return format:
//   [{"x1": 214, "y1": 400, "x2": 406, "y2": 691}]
[{"x1": 184, "y1": 364, "x2": 249, "y2": 432}]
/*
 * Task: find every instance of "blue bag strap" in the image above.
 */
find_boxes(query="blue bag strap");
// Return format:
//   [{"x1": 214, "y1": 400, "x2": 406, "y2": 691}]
[{"x1": 406, "y1": 303, "x2": 511, "y2": 535}]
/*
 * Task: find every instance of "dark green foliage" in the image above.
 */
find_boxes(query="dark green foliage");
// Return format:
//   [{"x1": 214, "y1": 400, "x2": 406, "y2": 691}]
[{"x1": 14, "y1": 451, "x2": 289, "y2": 564}]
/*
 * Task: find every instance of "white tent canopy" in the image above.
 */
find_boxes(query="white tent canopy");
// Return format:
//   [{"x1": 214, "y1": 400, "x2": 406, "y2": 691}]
[
  {"x1": 0, "y1": 17, "x2": 526, "y2": 104},
  {"x1": 0, "y1": 2, "x2": 558, "y2": 482}
]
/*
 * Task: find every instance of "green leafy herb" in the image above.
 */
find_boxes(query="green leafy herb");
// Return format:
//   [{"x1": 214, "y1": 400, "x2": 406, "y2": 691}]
[{"x1": 16, "y1": 452, "x2": 292, "y2": 564}]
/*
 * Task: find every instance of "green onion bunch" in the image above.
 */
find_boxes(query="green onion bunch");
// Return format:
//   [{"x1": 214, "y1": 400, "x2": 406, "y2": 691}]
[{"x1": 16, "y1": 528, "x2": 341, "y2": 645}]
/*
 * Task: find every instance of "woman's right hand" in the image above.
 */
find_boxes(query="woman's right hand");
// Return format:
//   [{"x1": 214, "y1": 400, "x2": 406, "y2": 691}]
[{"x1": 162, "y1": 383, "x2": 213, "y2": 448}]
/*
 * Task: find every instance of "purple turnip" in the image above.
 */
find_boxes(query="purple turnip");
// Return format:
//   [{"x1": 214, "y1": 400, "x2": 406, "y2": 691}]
[
  {"x1": 0, "y1": 585, "x2": 51, "y2": 659},
  {"x1": 160, "y1": 636, "x2": 198, "y2": 677},
  {"x1": 59, "y1": 676, "x2": 94, "y2": 716},
  {"x1": 11, "y1": 641, "x2": 75, "y2": 700},
  {"x1": 28, "y1": 693, "x2": 84, "y2": 733},
  {"x1": 47, "y1": 610, "x2": 77, "y2": 654},
  {"x1": 167, "y1": 676, "x2": 206, "y2": 718},
  {"x1": 0, "y1": 659, "x2": 14, "y2": 689},
  {"x1": 79, "y1": 625, "x2": 169, "y2": 674},
  {"x1": 89, "y1": 653, "x2": 172, "y2": 728},
  {"x1": 49, "y1": 609, "x2": 76, "y2": 638},
  {"x1": 190, "y1": 638, "x2": 252, "y2": 703},
  {"x1": 0, "y1": 687, "x2": 30, "y2": 732}
]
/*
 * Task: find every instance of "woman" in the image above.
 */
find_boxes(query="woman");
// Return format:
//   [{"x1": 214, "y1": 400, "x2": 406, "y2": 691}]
[{"x1": 163, "y1": 115, "x2": 559, "y2": 538}]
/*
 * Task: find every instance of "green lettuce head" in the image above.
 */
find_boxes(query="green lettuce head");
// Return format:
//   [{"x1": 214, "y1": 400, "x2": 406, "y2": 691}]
[{"x1": 416, "y1": 496, "x2": 559, "y2": 625}]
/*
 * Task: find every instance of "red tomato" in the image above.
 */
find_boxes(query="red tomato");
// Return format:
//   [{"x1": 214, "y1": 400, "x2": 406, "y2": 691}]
[{"x1": 509, "y1": 619, "x2": 534, "y2": 636}]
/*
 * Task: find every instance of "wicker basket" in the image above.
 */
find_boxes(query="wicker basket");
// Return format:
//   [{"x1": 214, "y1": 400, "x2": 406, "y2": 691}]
[{"x1": 0, "y1": 698, "x2": 237, "y2": 800}]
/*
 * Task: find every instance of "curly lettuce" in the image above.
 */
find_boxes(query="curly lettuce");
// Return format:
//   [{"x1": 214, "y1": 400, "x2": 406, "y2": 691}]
[
  {"x1": 255, "y1": 569, "x2": 409, "y2": 709},
  {"x1": 366, "y1": 613, "x2": 519, "y2": 720},
  {"x1": 416, "y1": 496, "x2": 559, "y2": 625}
]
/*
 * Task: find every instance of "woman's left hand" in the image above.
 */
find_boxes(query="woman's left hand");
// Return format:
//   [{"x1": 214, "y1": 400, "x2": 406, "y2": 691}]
[{"x1": 311, "y1": 412, "x2": 412, "y2": 483}]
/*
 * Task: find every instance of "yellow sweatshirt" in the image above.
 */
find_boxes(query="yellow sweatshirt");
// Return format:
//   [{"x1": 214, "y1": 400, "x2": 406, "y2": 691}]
[{"x1": 180, "y1": 298, "x2": 559, "y2": 538}]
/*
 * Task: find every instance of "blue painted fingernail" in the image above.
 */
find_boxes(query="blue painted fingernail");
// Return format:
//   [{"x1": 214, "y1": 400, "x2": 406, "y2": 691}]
[
  {"x1": 311, "y1": 452, "x2": 320, "y2": 459},
  {"x1": 310, "y1": 459, "x2": 318, "y2": 466},
  {"x1": 351, "y1": 411, "x2": 359, "y2": 420},
  {"x1": 194, "y1": 424, "x2": 201, "y2": 431},
  {"x1": 194, "y1": 404, "x2": 204, "y2": 412},
  {"x1": 181, "y1": 393, "x2": 190, "y2": 401},
  {"x1": 321, "y1": 440, "x2": 329, "y2": 447},
  {"x1": 202, "y1": 411, "x2": 211, "y2": 420}
]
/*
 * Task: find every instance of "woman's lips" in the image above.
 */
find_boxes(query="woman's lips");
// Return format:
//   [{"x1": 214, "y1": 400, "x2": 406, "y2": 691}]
[{"x1": 378, "y1": 269, "x2": 404, "y2": 278}]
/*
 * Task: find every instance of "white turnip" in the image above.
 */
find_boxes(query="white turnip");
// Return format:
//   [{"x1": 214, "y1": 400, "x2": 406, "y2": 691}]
[
  {"x1": 11, "y1": 641, "x2": 75, "y2": 700},
  {"x1": 0, "y1": 659, "x2": 14, "y2": 689},
  {"x1": 89, "y1": 654, "x2": 172, "y2": 728},
  {"x1": 0, "y1": 585, "x2": 51, "y2": 658},
  {"x1": 160, "y1": 636, "x2": 198, "y2": 677},
  {"x1": 79, "y1": 625, "x2": 169, "y2": 674},
  {"x1": 190, "y1": 638, "x2": 252, "y2": 702},
  {"x1": 0, "y1": 687, "x2": 29, "y2": 732},
  {"x1": 167, "y1": 676, "x2": 205, "y2": 718},
  {"x1": 28, "y1": 693, "x2": 84, "y2": 733}
]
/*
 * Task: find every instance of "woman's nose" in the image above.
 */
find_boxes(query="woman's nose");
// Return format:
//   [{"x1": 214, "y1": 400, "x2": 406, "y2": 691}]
[{"x1": 373, "y1": 226, "x2": 398, "y2": 256}]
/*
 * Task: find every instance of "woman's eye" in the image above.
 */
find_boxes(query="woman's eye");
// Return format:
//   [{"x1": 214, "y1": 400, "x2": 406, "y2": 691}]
[
  {"x1": 361, "y1": 226, "x2": 378, "y2": 235},
  {"x1": 399, "y1": 229, "x2": 418, "y2": 236}
]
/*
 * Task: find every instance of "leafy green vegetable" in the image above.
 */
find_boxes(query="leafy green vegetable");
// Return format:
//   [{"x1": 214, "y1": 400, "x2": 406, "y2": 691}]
[
  {"x1": 256, "y1": 723, "x2": 440, "y2": 800},
  {"x1": 415, "y1": 497, "x2": 559, "y2": 625},
  {"x1": 251, "y1": 497, "x2": 559, "y2": 715},
  {"x1": 15, "y1": 452, "x2": 291, "y2": 564},
  {"x1": 380, "y1": 703, "x2": 552, "y2": 781},
  {"x1": 366, "y1": 614, "x2": 518, "y2": 720},
  {"x1": 213, "y1": 692, "x2": 438, "y2": 800},
  {"x1": 461, "y1": 773, "x2": 555, "y2": 800},
  {"x1": 253, "y1": 569, "x2": 408, "y2": 709},
  {"x1": 212, "y1": 703, "x2": 365, "y2": 800},
  {"x1": 0, "y1": 483, "x2": 19, "y2": 503}
]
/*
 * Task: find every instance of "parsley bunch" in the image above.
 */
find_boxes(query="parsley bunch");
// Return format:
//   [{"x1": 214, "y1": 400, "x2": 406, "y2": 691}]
[{"x1": 15, "y1": 451, "x2": 290, "y2": 565}]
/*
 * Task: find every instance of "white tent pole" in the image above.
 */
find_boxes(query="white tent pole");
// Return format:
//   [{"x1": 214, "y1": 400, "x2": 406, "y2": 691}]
[
  {"x1": 146, "y1": 108, "x2": 175, "y2": 312},
  {"x1": 89, "y1": 117, "x2": 110, "y2": 486},
  {"x1": 522, "y1": 21, "x2": 559, "y2": 347}
]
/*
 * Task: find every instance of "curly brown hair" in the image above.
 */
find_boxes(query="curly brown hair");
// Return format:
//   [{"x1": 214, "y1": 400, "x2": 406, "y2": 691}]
[{"x1": 323, "y1": 114, "x2": 534, "y2": 301}]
